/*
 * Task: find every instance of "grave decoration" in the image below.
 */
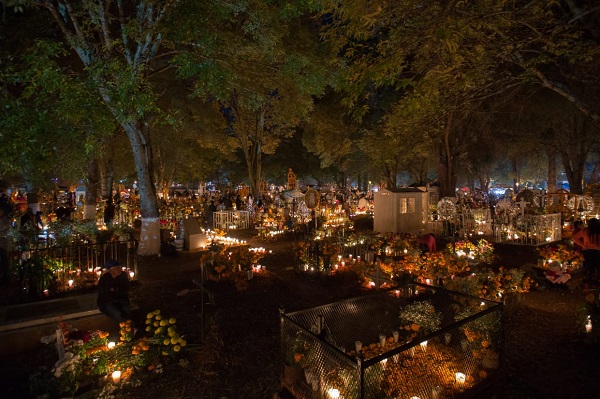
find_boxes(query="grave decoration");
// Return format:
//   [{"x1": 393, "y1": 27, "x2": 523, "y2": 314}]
[
  {"x1": 294, "y1": 231, "x2": 535, "y2": 304},
  {"x1": 537, "y1": 243, "x2": 584, "y2": 269},
  {"x1": 200, "y1": 245, "x2": 266, "y2": 291},
  {"x1": 32, "y1": 310, "x2": 186, "y2": 398},
  {"x1": 535, "y1": 243, "x2": 583, "y2": 285},
  {"x1": 448, "y1": 239, "x2": 496, "y2": 265},
  {"x1": 281, "y1": 285, "x2": 503, "y2": 399}
]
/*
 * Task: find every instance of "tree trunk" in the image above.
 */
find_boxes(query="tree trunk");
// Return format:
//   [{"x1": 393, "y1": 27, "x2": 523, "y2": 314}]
[
  {"x1": 590, "y1": 161, "x2": 600, "y2": 184},
  {"x1": 84, "y1": 158, "x2": 100, "y2": 220},
  {"x1": 122, "y1": 120, "x2": 160, "y2": 256},
  {"x1": 434, "y1": 114, "x2": 457, "y2": 197},
  {"x1": 99, "y1": 157, "x2": 114, "y2": 201},
  {"x1": 547, "y1": 148, "x2": 558, "y2": 192},
  {"x1": 511, "y1": 158, "x2": 520, "y2": 194}
]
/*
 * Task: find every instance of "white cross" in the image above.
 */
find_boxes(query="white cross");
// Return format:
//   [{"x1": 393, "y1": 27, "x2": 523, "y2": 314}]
[{"x1": 515, "y1": 199, "x2": 529, "y2": 216}]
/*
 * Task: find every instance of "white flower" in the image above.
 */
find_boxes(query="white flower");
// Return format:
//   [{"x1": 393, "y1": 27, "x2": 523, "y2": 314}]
[{"x1": 41, "y1": 334, "x2": 57, "y2": 345}]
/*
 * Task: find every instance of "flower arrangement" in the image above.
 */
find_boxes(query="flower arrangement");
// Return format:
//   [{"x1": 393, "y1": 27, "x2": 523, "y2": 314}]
[
  {"x1": 445, "y1": 267, "x2": 534, "y2": 301},
  {"x1": 537, "y1": 243, "x2": 583, "y2": 267},
  {"x1": 201, "y1": 246, "x2": 265, "y2": 291},
  {"x1": 144, "y1": 309, "x2": 186, "y2": 356},
  {"x1": 448, "y1": 238, "x2": 496, "y2": 264},
  {"x1": 395, "y1": 251, "x2": 471, "y2": 283},
  {"x1": 36, "y1": 310, "x2": 186, "y2": 397}
]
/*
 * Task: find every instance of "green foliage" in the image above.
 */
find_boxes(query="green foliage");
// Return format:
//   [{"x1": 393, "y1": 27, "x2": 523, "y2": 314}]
[{"x1": 399, "y1": 301, "x2": 442, "y2": 333}]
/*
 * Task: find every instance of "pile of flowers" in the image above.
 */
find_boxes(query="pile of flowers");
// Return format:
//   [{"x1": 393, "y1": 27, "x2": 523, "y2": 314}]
[
  {"x1": 449, "y1": 239, "x2": 496, "y2": 264},
  {"x1": 537, "y1": 243, "x2": 583, "y2": 267},
  {"x1": 445, "y1": 267, "x2": 534, "y2": 301}
]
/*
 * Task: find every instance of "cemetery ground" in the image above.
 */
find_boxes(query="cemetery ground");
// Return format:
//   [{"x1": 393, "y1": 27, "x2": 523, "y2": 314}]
[{"x1": 2, "y1": 223, "x2": 600, "y2": 399}]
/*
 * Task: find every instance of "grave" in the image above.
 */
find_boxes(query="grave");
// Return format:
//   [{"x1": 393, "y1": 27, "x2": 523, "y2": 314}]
[
  {"x1": 0, "y1": 294, "x2": 137, "y2": 357},
  {"x1": 183, "y1": 218, "x2": 208, "y2": 251},
  {"x1": 280, "y1": 285, "x2": 503, "y2": 399}
]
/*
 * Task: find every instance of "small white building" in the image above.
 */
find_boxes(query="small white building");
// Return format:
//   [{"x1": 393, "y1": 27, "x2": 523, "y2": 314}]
[{"x1": 374, "y1": 187, "x2": 428, "y2": 234}]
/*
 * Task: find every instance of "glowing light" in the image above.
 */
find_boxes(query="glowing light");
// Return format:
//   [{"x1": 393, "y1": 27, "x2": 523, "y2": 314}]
[
  {"x1": 112, "y1": 370, "x2": 121, "y2": 383},
  {"x1": 586, "y1": 316, "x2": 592, "y2": 333},
  {"x1": 420, "y1": 340, "x2": 428, "y2": 352},
  {"x1": 455, "y1": 372, "x2": 466, "y2": 384},
  {"x1": 327, "y1": 388, "x2": 340, "y2": 398},
  {"x1": 107, "y1": 341, "x2": 116, "y2": 349},
  {"x1": 67, "y1": 279, "x2": 74, "y2": 287}
]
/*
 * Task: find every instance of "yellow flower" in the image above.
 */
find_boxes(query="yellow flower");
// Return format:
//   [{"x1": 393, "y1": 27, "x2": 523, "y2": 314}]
[
  {"x1": 174, "y1": 345, "x2": 181, "y2": 352},
  {"x1": 169, "y1": 318, "x2": 177, "y2": 324},
  {"x1": 180, "y1": 339, "x2": 187, "y2": 347},
  {"x1": 145, "y1": 326, "x2": 151, "y2": 331},
  {"x1": 171, "y1": 337, "x2": 178, "y2": 345},
  {"x1": 163, "y1": 339, "x2": 171, "y2": 346}
]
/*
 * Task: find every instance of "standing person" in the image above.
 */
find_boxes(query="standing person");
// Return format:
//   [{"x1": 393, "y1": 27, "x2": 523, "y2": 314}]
[
  {"x1": 206, "y1": 200, "x2": 217, "y2": 229},
  {"x1": 103, "y1": 200, "x2": 115, "y2": 225},
  {"x1": 0, "y1": 206, "x2": 10, "y2": 284},
  {"x1": 572, "y1": 220, "x2": 585, "y2": 250},
  {"x1": 97, "y1": 259, "x2": 132, "y2": 325},
  {"x1": 573, "y1": 218, "x2": 600, "y2": 285}
]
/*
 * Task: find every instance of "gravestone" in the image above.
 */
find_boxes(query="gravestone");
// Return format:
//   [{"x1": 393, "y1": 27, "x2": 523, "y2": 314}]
[{"x1": 183, "y1": 218, "x2": 207, "y2": 251}]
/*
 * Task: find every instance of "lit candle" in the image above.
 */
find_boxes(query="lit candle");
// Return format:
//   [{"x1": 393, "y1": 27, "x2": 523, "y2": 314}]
[
  {"x1": 327, "y1": 388, "x2": 340, "y2": 398},
  {"x1": 392, "y1": 330, "x2": 399, "y2": 343},
  {"x1": 68, "y1": 279, "x2": 74, "y2": 287},
  {"x1": 379, "y1": 334, "x2": 386, "y2": 347},
  {"x1": 355, "y1": 340, "x2": 362, "y2": 353},
  {"x1": 410, "y1": 397, "x2": 421, "y2": 399},
  {"x1": 585, "y1": 316, "x2": 592, "y2": 333},
  {"x1": 129, "y1": 271, "x2": 135, "y2": 278},
  {"x1": 112, "y1": 370, "x2": 121, "y2": 383},
  {"x1": 107, "y1": 341, "x2": 116, "y2": 349},
  {"x1": 420, "y1": 340, "x2": 428, "y2": 352},
  {"x1": 455, "y1": 372, "x2": 466, "y2": 384}
]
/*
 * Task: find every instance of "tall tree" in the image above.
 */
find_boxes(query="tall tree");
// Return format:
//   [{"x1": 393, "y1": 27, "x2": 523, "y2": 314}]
[
  {"x1": 320, "y1": 0, "x2": 600, "y2": 195},
  {"x1": 176, "y1": 1, "x2": 332, "y2": 199},
  {"x1": 26, "y1": 1, "x2": 184, "y2": 255}
]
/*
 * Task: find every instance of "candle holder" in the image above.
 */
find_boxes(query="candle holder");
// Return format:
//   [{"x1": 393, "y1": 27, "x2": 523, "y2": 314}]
[
  {"x1": 379, "y1": 334, "x2": 386, "y2": 347},
  {"x1": 355, "y1": 340, "x2": 362, "y2": 353},
  {"x1": 112, "y1": 370, "x2": 121, "y2": 383}
]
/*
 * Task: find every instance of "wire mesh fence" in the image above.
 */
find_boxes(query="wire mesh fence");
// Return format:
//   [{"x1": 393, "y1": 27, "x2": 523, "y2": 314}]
[{"x1": 281, "y1": 284, "x2": 503, "y2": 399}]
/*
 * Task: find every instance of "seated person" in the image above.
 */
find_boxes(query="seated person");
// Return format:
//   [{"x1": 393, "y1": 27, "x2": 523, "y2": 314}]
[{"x1": 97, "y1": 259, "x2": 131, "y2": 324}]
